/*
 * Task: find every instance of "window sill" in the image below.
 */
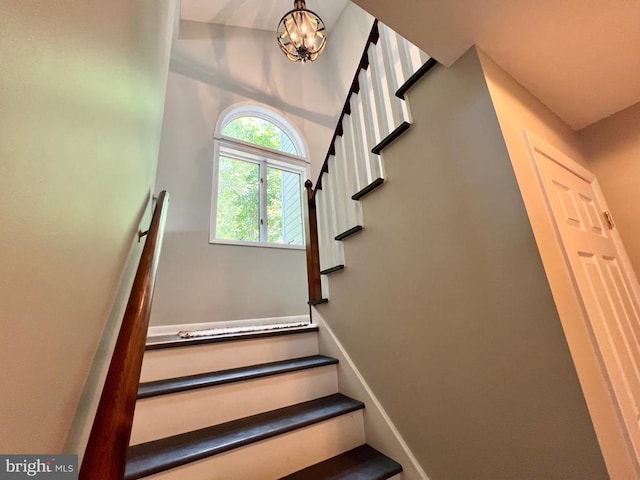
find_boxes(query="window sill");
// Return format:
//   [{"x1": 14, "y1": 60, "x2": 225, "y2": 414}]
[{"x1": 209, "y1": 238, "x2": 306, "y2": 251}]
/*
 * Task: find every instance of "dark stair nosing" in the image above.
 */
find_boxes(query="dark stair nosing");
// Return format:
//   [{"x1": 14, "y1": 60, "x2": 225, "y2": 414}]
[
  {"x1": 352, "y1": 178, "x2": 385, "y2": 201},
  {"x1": 138, "y1": 355, "x2": 339, "y2": 399},
  {"x1": 308, "y1": 298, "x2": 329, "y2": 305},
  {"x1": 335, "y1": 225, "x2": 363, "y2": 241},
  {"x1": 125, "y1": 393, "x2": 365, "y2": 480},
  {"x1": 395, "y1": 57, "x2": 439, "y2": 99},
  {"x1": 146, "y1": 324, "x2": 318, "y2": 351},
  {"x1": 321, "y1": 265, "x2": 345, "y2": 275},
  {"x1": 279, "y1": 444, "x2": 403, "y2": 480},
  {"x1": 371, "y1": 121, "x2": 411, "y2": 155}
]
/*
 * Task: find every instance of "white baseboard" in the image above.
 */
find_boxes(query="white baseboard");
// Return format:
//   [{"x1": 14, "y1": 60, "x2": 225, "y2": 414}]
[
  {"x1": 147, "y1": 314, "x2": 311, "y2": 337},
  {"x1": 312, "y1": 307, "x2": 430, "y2": 480}
]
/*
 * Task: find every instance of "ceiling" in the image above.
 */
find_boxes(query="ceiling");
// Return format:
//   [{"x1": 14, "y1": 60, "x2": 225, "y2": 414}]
[
  {"x1": 181, "y1": 0, "x2": 349, "y2": 33},
  {"x1": 179, "y1": 0, "x2": 640, "y2": 130},
  {"x1": 352, "y1": 0, "x2": 640, "y2": 130}
]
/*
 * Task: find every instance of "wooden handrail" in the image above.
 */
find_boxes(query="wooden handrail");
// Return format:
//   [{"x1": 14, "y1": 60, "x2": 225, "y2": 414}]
[
  {"x1": 305, "y1": 180, "x2": 323, "y2": 304},
  {"x1": 79, "y1": 190, "x2": 169, "y2": 480},
  {"x1": 311, "y1": 19, "x2": 379, "y2": 201},
  {"x1": 305, "y1": 20, "x2": 379, "y2": 303}
]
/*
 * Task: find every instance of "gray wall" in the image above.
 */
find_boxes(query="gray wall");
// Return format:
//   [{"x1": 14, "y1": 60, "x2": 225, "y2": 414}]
[
  {"x1": 0, "y1": 0, "x2": 175, "y2": 454},
  {"x1": 315, "y1": 48, "x2": 606, "y2": 479},
  {"x1": 151, "y1": 232, "x2": 307, "y2": 325}
]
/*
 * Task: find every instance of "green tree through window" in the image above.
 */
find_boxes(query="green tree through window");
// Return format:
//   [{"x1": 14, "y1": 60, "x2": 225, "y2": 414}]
[
  {"x1": 215, "y1": 157, "x2": 260, "y2": 242},
  {"x1": 222, "y1": 117, "x2": 298, "y2": 155},
  {"x1": 213, "y1": 113, "x2": 305, "y2": 246}
]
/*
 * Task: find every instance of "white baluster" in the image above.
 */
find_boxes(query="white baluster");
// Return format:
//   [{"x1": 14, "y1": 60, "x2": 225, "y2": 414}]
[
  {"x1": 378, "y1": 23, "x2": 406, "y2": 90},
  {"x1": 357, "y1": 67, "x2": 384, "y2": 181},
  {"x1": 389, "y1": 24, "x2": 432, "y2": 81},
  {"x1": 346, "y1": 93, "x2": 369, "y2": 191},
  {"x1": 367, "y1": 42, "x2": 394, "y2": 141},
  {"x1": 327, "y1": 154, "x2": 347, "y2": 238},
  {"x1": 378, "y1": 25, "x2": 412, "y2": 125},
  {"x1": 315, "y1": 186, "x2": 329, "y2": 272},
  {"x1": 334, "y1": 132, "x2": 363, "y2": 230},
  {"x1": 322, "y1": 166, "x2": 345, "y2": 268},
  {"x1": 392, "y1": 29, "x2": 415, "y2": 86}
]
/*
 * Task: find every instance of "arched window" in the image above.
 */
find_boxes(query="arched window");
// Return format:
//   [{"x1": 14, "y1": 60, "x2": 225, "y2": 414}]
[
  {"x1": 222, "y1": 117, "x2": 299, "y2": 155},
  {"x1": 210, "y1": 104, "x2": 309, "y2": 248}
]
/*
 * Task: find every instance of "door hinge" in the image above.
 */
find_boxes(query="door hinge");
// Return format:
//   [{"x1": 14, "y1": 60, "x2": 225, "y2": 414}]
[{"x1": 603, "y1": 210, "x2": 615, "y2": 230}]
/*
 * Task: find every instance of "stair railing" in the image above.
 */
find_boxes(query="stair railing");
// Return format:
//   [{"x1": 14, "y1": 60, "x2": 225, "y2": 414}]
[
  {"x1": 80, "y1": 190, "x2": 169, "y2": 480},
  {"x1": 305, "y1": 20, "x2": 435, "y2": 303}
]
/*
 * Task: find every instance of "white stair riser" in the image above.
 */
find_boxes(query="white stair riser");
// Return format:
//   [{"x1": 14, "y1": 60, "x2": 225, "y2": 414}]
[
  {"x1": 140, "y1": 333, "x2": 319, "y2": 382},
  {"x1": 131, "y1": 365, "x2": 339, "y2": 445},
  {"x1": 143, "y1": 411, "x2": 365, "y2": 480}
]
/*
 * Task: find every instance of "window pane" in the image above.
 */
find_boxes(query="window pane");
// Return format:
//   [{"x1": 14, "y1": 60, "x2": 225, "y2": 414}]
[
  {"x1": 267, "y1": 167, "x2": 303, "y2": 245},
  {"x1": 216, "y1": 157, "x2": 260, "y2": 242},
  {"x1": 222, "y1": 117, "x2": 299, "y2": 155}
]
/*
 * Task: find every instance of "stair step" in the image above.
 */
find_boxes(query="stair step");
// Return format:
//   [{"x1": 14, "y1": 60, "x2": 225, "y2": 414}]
[
  {"x1": 131, "y1": 357, "x2": 339, "y2": 444},
  {"x1": 280, "y1": 445, "x2": 403, "y2": 480},
  {"x1": 396, "y1": 57, "x2": 438, "y2": 99},
  {"x1": 140, "y1": 329, "x2": 318, "y2": 382},
  {"x1": 352, "y1": 178, "x2": 385, "y2": 201},
  {"x1": 321, "y1": 265, "x2": 345, "y2": 275},
  {"x1": 371, "y1": 121, "x2": 411, "y2": 155},
  {"x1": 335, "y1": 225, "x2": 363, "y2": 241},
  {"x1": 125, "y1": 393, "x2": 365, "y2": 480},
  {"x1": 138, "y1": 355, "x2": 338, "y2": 399}
]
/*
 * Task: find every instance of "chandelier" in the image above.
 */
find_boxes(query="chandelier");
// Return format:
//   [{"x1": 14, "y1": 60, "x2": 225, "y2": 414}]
[{"x1": 276, "y1": 0, "x2": 327, "y2": 63}]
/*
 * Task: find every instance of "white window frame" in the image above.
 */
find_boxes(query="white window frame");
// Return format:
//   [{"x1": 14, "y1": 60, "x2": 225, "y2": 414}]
[{"x1": 210, "y1": 105, "x2": 310, "y2": 250}]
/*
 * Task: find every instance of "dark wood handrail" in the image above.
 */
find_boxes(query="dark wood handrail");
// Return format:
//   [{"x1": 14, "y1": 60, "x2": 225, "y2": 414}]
[
  {"x1": 305, "y1": 20, "x2": 379, "y2": 304},
  {"x1": 79, "y1": 190, "x2": 169, "y2": 480},
  {"x1": 311, "y1": 19, "x2": 379, "y2": 201},
  {"x1": 305, "y1": 180, "x2": 323, "y2": 304}
]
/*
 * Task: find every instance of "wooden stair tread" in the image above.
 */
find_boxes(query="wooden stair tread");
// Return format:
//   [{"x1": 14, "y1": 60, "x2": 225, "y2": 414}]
[
  {"x1": 138, "y1": 355, "x2": 338, "y2": 399},
  {"x1": 125, "y1": 393, "x2": 365, "y2": 480},
  {"x1": 335, "y1": 225, "x2": 363, "y2": 241},
  {"x1": 371, "y1": 121, "x2": 411, "y2": 155},
  {"x1": 396, "y1": 57, "x2": 438, "y2": 99},
  {"x1": 309, "y1": 298, "x2": 329, "y2": 305},
  {"x1": 145, "y1": 323, "x2": 318, "y2": 350},
  {"x1": 280, "y1": 445, "x2": 402, "y2": 480},
  {"x1": 321, "y1": 265, "x2": 345, "y2": 275},
  {"x1": 352, "y1": 178, "x2": 385, "y2": 201}
]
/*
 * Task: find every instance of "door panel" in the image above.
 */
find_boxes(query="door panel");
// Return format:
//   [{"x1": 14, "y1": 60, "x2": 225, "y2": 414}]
[{"x1": 530, "y1": 136, "x2": 640, "y2": 461}]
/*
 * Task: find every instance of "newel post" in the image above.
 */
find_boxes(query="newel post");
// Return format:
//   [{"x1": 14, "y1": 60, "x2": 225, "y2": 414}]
[{"x1": 305, "y1": 180, "x2": 323, "y2": 305}]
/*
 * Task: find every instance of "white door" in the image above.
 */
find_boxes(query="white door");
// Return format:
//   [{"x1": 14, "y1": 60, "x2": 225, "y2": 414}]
[{"x1": 526, "y1": 131, "x2": 640, "y2": 461}]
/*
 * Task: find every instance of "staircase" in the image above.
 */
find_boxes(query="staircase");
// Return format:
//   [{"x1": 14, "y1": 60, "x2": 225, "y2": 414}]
[
  {"x1": 304, "y1": 20, "x2": 436, "y2": 304},
  {"x1": 125, "y1": 324, "x2": 403, "y2": 479}
]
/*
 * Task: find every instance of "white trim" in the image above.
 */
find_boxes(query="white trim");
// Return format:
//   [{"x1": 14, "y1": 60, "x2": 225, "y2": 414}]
[
  {"x1": 312, "y1": 307, "x2": 430, "y2": 480},
  {"x1": 524, "y1": 131, "x2": 594, "y2": 182},
  {"x1": 209, "y1": 238, "x2": 305, "y2": 250},
  {"x1": 147, "y1": 315, "x2": 311, "y2": 337},
  {"x1": 216, "y1": 136, "x2": 310, "y2": 165},
  {"x1": 210, "y1": 140, "x2": 222, "y2": 244}
]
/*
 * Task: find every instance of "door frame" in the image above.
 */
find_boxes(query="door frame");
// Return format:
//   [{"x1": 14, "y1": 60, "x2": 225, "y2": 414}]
[{"x1": 523, "y1": 129, "x2": 640, "y2": 478}]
